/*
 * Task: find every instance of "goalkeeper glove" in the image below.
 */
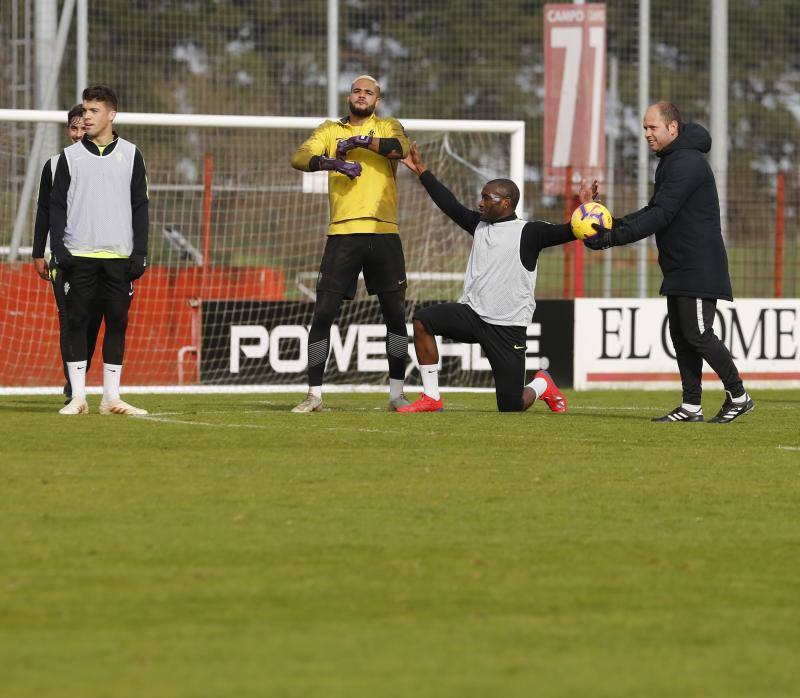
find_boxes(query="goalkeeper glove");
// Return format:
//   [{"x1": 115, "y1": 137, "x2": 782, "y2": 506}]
[
  {"x1": 51, "y1": 246, "x2": 74, "y2": 270},
  {"x1": 319, "y1": 156, "x2": 362, "y2": 180},
  {"x1": 128, "y1": 253, "x2": 147, "y2": 280},
  {"x1": 336, "y1": 135, "x2": 373, "y2": 160},
  {"x1": 584, "y1": 222, "x2": 616, "y2": 251}
]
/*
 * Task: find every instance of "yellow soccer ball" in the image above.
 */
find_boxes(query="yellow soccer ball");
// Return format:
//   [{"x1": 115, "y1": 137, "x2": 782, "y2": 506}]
[{"x1": 570, "y1": 202, "x2": 613, "y2": 240}]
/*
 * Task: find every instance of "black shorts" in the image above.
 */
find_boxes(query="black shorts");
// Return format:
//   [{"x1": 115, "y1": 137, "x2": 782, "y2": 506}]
[
  {"x1": 317, "y1": 233, "x2": 406, "y2": 300},
  {"x1": 414, "y1": 302, "x2": 527, "y2": 411},
  {"x1": 62, "y1": 257, "x2": 134, "y2": 320}
]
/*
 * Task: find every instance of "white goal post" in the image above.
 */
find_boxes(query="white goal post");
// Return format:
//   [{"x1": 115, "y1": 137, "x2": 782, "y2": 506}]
[
  {"x1": 0, "y1": 108, "x2": 525, "y2": 262},
  {"x1": 0, "y1": 109, "x2": 525, "y2": 392}
]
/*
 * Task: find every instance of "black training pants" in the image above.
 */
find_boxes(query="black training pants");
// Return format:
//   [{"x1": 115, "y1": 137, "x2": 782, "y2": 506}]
[
  {"x1": 62, "y1": 258, "x2": 133, "y2": 365},
  {"x1": 414, "y1": 302, "x2": 527, "y2": 412},
  {"x1": 666, "y1": 295, "x2": 744, "y2": 404},
  {"x1": 51, "y1": 266, "x2": 103, "y2": 393}
]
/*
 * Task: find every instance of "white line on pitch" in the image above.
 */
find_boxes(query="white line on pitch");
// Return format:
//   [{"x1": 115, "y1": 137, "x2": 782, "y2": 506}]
[
  {"x1": 777, "y1": 445, "x2": 800, "y2": 452},
  {"x1": 132, "y1": 414, "x2": 270, "y2": 429}
]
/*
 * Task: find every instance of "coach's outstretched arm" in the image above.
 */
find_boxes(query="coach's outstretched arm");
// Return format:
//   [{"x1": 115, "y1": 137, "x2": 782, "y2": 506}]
[
  {"x1": 584, "y1": 152, "x2": 704, "y2": 251},
  {"x1": 401, "y1": 143, "x2": 480, "y2": 234}
]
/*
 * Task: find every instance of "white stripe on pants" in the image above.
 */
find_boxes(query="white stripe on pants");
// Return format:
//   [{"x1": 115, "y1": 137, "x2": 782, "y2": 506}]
[{"x1": 696, "y1": 298, "x2": 705, "y2": 333}]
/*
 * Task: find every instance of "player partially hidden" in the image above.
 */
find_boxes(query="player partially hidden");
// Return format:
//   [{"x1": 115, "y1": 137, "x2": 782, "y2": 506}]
[
  {"x1": 398, "y1": 143, "x2": 596, "y2": 413},
  {"x1": 31, "y1": 104, "x2": 104, "y2": 404},
  {"x1": 290, "y1": 75, "x2": 411, "y2": 413}
]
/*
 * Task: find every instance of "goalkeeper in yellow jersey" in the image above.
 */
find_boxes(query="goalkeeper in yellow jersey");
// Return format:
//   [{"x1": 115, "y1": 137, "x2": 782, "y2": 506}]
[{"x1": 290, "y1": 75, "x2": 411, "y2": 413}]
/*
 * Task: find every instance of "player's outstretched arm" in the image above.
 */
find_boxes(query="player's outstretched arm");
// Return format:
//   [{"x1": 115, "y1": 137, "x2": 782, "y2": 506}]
[
  {"x1": 578, "y1": 178, "x2": 599, "y2": 204},
  {"x1": 399, "y1": 141, "x2": 427, "y2": 176},
  {"x1": 522, "y1": 178, "x2": 598, "y2": 256},
  {"x1": 401, "y1": 142, "x2": 480, "y2": 234}
]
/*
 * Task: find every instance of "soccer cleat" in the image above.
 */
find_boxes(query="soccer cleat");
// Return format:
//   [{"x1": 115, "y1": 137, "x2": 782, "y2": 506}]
[
  {"x1": 535, "y1": 370, "x2": 566, "y2": 413},
  {"x1": 387, "y1": 393, "x2": 411, "y2": 411},
  {"x1": 651, "y1": 406, "x2": 704, "y2": 423},
  {"x1": 59, "y1": 397, "x2": 89, "y2": 415},
  {"x1": 396, "y1": 393, "x2": 443, "y2": 413},
  {"x1": 291, "y1": 392, "x2": 323, "y2": 413},
  {"x1": 99, "y1": 399, "x2": 148, "y2": 416},
  {"x1": 708, "y1": 392, "x2": 755, "y2": 424}
]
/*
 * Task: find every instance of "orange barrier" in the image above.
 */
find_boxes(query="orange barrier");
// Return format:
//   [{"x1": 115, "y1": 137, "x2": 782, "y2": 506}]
[{"x1": 0, "y1": 264, "x2": 285, "y2": 386}]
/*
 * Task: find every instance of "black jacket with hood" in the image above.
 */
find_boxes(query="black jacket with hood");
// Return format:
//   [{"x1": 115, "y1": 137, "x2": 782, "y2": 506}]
[{"x1": 614, "y1": 122, "x2": 733, "y2": 301}]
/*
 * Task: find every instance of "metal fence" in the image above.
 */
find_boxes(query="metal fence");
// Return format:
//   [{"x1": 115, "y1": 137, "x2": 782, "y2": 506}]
[{"x1": 1, "y1": 0, "x2": 797, "y2": 298}]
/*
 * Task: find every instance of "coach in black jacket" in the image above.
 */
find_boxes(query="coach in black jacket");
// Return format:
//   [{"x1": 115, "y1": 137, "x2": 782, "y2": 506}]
[{"x1": 586, "y1": 102, "x2": 753, "y2": 424}]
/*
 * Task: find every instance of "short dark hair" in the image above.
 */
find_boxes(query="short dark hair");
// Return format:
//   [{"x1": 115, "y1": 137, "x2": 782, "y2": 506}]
[
  {"x1": 486, "y1": 178, "x2": 520, "y2": 208},
  {"x1": 655, "y1": 101, "x2": 683, "y2": 132},
  {"x1": 82, "y1": 85, "x2": 118, "y2": 110},
  {"x1": 66, "y1": 104, "x2": 84, "y2": 126}
]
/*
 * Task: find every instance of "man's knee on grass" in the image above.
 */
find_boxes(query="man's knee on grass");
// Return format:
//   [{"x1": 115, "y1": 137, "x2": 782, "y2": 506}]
[{"x1": 496, "y1": 391, "x2": 524, "y2": 412}]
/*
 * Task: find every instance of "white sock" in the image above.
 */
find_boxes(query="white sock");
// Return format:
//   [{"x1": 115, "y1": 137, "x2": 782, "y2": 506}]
[
  {"x1": 389, "y1": 378, "x2": 405, "y2": 400},
  {"x1": 731, "y1": 392, "x2": 748, "y2": 404},
  {"x1": 309, "y1": 385, "x2": 322, "y2": 399},
  {"x1": 66, "y1": 361, "x2": 87, "y2": 399},
  {"x1": 681, "y1": 403, "x2": 702, "y2": 414},
  {"x1": 527, "y1": 376, "x2": 548, "y2": 400},
  {"x1": 419, "y1": 364, "x2": 440, "y2": 400},
  {"x1": 103, "y1": 363, "x2": 123, "y2": 402}
]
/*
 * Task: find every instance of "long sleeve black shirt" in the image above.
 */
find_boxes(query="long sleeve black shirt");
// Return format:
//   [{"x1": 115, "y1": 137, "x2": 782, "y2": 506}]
[{"x1": 418, "y1": 170, "x2": 573, "y2": 271}]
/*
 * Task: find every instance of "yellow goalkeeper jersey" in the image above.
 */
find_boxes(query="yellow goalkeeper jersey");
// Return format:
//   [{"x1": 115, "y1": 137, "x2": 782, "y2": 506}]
[{"x1": 291, "y1": 114, "x2": 410, "y2": 235}]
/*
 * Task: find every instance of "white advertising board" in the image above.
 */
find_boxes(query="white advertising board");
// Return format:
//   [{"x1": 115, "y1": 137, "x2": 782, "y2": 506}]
[{"x1": 574, "y1": 298, "x2": 800, "y2": 390}]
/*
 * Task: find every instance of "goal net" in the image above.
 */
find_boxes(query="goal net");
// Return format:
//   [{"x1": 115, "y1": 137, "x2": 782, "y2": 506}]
[{"x1": 0, "y1": 110, "x2": 524, "y2": 391}]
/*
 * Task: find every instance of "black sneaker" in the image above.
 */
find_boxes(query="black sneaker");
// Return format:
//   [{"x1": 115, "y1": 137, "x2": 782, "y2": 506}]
[
  {"x1": 651, "y1": 406, "x2": 704, "y2": 423},
  {"x1": 709, "y1": 392, "x2": 755, "y2": 424}
]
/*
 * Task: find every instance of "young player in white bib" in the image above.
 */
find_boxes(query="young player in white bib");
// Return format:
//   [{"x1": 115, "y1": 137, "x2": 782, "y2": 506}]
[{"x1": 49, "y1": 85, "x2": 149, "y2": 416}]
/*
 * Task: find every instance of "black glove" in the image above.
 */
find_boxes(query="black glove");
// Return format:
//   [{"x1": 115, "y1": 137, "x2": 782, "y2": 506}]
[
  {"x1": 318, "y1": 155, "x2": 362, "y2": 180},
  {"x1": 51, "y1": 246, "x2": 74, "y2": 270},
  {"x1": 583, "y1": 223, "x2": 614, "y2": 250},
  {"x1": 128, "y1": 253, "x2": 147, "y2": 280}
]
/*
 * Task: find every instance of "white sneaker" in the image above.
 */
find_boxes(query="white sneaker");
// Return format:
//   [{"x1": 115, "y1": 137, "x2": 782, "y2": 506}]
[
  {"x1": 291, "y1": 392, "x2": 323, "y2": 413},
  {"x1": 388, "y1": 393, "x2": 411, "y2": 411},
  {"x1": 59, "y1": 397, "x2": 88, "y2": 415},
  {"x1": 99, "y1": 398, "x2": 148, "y2": 416}
]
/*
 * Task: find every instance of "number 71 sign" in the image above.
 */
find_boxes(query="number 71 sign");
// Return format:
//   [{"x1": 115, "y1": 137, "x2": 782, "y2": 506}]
[{"x1": 544, "y1": 4, "x2": 606, "y2": 195}]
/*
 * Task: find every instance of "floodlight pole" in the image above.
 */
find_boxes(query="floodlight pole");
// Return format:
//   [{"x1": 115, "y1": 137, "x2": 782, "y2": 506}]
[
  {"x1": 327, "y1": 0, "x2": 339, "y2": 118},
  {"x1": 76, "y1": 0, "x2": 88, "y2": 101},
  {"x1": 636, "y1": 0, "x2": 650, "y2": 298},
  {"x1": 8, "y1": 0, "x2": 76, "y2": 262},
  {"x1": 710, "y1": 0, "x2": 728, "y2": 242},
  {"x1": 604, "y1": 55, "x2": 619, "y2": 298}
]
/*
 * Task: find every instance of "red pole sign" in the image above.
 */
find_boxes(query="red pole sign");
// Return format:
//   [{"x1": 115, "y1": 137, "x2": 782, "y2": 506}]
[{"x1": 544, "y1": 3, "x2": 607, "y2": 195}]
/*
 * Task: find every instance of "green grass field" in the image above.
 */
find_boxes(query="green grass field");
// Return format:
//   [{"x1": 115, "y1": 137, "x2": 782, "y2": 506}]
[{"x1": 2, "y1": 390, "x2": 799, "y2": 698}]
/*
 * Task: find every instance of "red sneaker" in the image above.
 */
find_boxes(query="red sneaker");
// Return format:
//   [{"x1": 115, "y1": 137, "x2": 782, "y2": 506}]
[
  {"x1": 535, "y1": 370, "x2": 566, "y2": 413},
  {"x1": 396, "y1": 393, "x2": 444, "y2": 413}
]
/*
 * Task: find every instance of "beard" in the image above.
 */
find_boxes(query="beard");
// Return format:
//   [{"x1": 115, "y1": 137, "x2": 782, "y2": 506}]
[{"x1": 348, "y1": 101, "x2": 376, "y2": 118}]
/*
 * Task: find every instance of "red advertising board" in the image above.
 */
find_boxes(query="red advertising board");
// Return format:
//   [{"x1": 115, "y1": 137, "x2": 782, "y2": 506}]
[{"x1": 544, "y1": 4, "x2": 607, "y2": 194}]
